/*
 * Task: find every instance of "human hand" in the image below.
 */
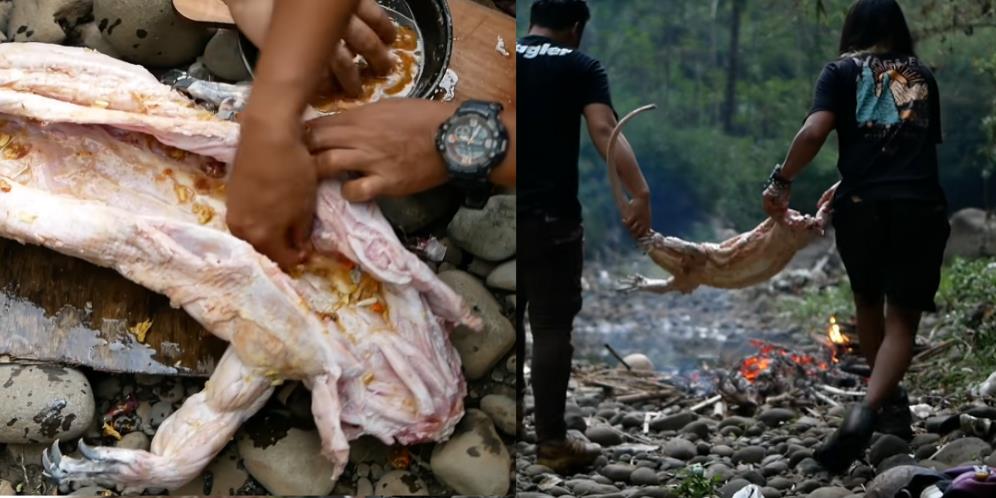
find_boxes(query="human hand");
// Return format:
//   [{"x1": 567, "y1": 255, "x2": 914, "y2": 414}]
[
  {"x1": 226, "y1": 118, "x2": 317, "y2": 269},
  {"x1": 305, "y1": 99, "x2": 458, "y2": 202},
  {"x1": 225, "y1": 0, "x2": 397, "y2": 97},
  {"x1": 762, "y1": 182, "x2": 791, "y2": 220},
  {"x1": 624, "y1": 195, "x2": 651, "y2": 238}
]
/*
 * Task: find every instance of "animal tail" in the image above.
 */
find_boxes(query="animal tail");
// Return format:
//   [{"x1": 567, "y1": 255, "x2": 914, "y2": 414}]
[{"x1": 607, "y1": 104, "x2": 656, "y2": 237}]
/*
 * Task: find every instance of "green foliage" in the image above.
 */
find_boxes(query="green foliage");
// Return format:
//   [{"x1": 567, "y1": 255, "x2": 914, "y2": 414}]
[
  {"x1": 937, "y1": 258, "x2": 996, "y2": 359},
  {"x1": 777, "y1": 279, "x2": 854, "y2": 328},
  {"x1": 518, "y1": 0, "x2": 996, "y2": 254},
  {"x1": 911, "y1": 258, "x2": 996, "y2": 391},
  {"x1": 674, "y1": 464, "x2": 722, "y2": 498}
]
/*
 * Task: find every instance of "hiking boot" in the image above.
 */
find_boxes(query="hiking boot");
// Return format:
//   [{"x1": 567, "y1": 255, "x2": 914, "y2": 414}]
[
  {"x1": 876, "y1": 386, "x2": 914, "y2": 440},
  {"x1": 537, "y1": 430, "x2": 602, "y2": 475},
  {"x1": 815, "y1": 402, "x2": 877, "y2": 474}
]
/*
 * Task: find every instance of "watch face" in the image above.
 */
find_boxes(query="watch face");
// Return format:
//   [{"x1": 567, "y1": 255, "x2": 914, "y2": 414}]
[{"x1": 442, "y1": 113, "x2": 504, "y2": 172}]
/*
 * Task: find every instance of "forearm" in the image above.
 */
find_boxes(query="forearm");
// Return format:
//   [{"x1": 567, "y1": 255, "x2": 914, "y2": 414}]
[
  {"x1": 241, "y1": 0, "x2": 360, "y2": 126},
  {"x1": 593, "y1": 127, "x2": 649, "y2": 199},
  {"x1": 779, "y1": 128, "x2": 826, "y2": 180},
  {"x1": 489, "y1": 107, "x2": 515, "y2": 187}
]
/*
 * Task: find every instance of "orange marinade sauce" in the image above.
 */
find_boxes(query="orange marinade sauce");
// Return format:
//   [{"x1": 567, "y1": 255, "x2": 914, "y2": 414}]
[{"x1": 312, "y1": 26, "x2": 420, "y2": 113}]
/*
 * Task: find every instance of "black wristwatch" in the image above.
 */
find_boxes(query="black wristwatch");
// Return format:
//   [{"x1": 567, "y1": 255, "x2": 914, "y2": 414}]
[
  {"x1": 764, "y1": 164, "x2": 793, "y2": 191},
  {"x1": 436, "y1": 100, "x2": 509, "y2": 209}
]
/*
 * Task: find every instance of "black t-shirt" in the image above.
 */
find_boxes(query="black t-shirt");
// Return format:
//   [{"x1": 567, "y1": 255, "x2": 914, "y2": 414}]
[
  {"x1": 810, "y1": 53, "x2": 946, "y2": 205},
  {"x1": 517, "y1": 35, "x2": 613, "y2": 221}
]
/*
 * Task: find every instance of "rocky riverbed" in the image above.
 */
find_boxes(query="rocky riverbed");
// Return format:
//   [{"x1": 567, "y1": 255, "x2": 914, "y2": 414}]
[
  {"x1": 517, "y1": 359, "x2": 996, "y2": 498},
  {"x1": 518, "y1": 231, "x2": 996, "y2": 498},
  {"x1": 0, "y1": 0, "x2": 515, "y2": 495}
]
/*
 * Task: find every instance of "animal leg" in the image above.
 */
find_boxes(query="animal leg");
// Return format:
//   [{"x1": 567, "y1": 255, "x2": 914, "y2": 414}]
[
  {"x1": 307, "y1": 370, "x2": 351, "y2": 482},
  {"x1": 43, "y1": 348, "x2": 273, "y2": 494},
  {"x1": 617, "y1": 274, "x2": 679, "y2": 294}
]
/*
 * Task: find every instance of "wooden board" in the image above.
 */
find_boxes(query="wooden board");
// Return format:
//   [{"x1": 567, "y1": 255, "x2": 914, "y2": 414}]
[
  {"x1": 448, "y1": 0, "x2": 515, "y2": 105},
  {"x1": 0, "y1": 239, "x2": 227, "y2": 376},
  {"x1": 172, "y1": 0, "x2": 515, "y2": 104}
]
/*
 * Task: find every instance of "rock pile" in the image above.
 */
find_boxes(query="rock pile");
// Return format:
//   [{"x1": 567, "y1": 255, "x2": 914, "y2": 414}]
[{"x1": 517, "y1": 361, "x2": 996, "y2": 498}]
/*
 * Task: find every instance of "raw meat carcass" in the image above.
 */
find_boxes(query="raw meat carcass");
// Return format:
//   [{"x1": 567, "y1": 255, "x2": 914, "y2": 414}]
[
  {"x1": 0, "y1": 43, "x2": 478, "y2": 492},
  {"x1": 607, "y1": 104, "x2": 839, "y2": 294}
]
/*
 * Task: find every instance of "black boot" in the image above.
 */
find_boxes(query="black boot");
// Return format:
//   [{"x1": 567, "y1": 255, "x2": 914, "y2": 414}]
[
  {"x1": 815, "y1": 402, "x2": 877, "y2": 473},
  {"x1": 876, "y1": 386, "x2": 914, "y2": 440}
]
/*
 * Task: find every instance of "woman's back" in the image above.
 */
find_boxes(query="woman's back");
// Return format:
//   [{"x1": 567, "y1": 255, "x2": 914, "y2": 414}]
[{"x1": 811, "y1": 53, "x2": 946, "y2": 205}]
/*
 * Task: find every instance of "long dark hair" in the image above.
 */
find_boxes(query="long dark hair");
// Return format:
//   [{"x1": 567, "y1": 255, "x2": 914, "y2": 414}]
[{"x1": 838, "y1": 0, "x2": 916, "y2": 56}]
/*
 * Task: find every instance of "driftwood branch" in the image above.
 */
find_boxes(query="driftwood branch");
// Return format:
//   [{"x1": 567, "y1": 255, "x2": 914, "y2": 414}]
[
  {"x1": 690, "y1": 395, "x2": 723, "y2": 412},
  {"x1": 819, "y1": 384, "x2": 865, "y2": 397},
  {"x1": 811, "y1": 389, "x2": 841, "y2": 407}
]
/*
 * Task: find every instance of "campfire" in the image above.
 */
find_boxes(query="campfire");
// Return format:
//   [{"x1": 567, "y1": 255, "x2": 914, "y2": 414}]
[{"x1": 715, "y1": 316, "x2": 869, "y2": 414}]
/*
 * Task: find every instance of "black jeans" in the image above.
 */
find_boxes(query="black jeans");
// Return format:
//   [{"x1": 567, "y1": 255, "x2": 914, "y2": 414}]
[{"x1": 517, "y1": 213, "x2": 584, "y2": 443}]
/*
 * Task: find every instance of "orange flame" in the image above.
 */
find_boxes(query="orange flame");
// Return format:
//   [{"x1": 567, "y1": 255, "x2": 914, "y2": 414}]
[
  {"x1": 828, "y1": 316, "x2": 849, "y2": 345},
  {"x1": 740, "y1": 356, "x2": 772, "y2": 381}
]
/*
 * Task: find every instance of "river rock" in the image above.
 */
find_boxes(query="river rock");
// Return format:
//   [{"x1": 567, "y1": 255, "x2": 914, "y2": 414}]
[
  {"x1": 718, "y1": 479, "x2": 751, "y2": 498},
  {"x1": 0, "y1": 364, "x2": 94, "y2": 444},
  {"x1": 467, "y1": 258, "x2": 497, "y2": 278},
  {"x1": 681, "y1": 420, "x2": 711, "y2": 438},
  {"x1": 77, "y1": 20, "x2": 120, "y2": 57},
  {"x1": 719, "y1": 416, "x2": 753, "y2": 429},
  {"x1": 93, "y1": 0, "x2": 212, "y2": 67},
  {"x1": 622, "y1": 353, "x2": 654, "y2": 371},
  {"x1": 767, "y1": 477, "x2": 792, "y2": 490},
  {"x1": 758, "y1": 408, "x2": 796, "y2": 427},
  {"x1": 876, "y1": 453, "x2": 916, "y2": 473},
  {"x1": 864, "y1": 465, "x2": 928, "y2": 498},
  {"x1": 486, "y1": 259, "x2": 516, "y2": 291},
  {"x1": 447, "y1": 194, "x2": 516, "y2": 261},
  {"x1": 9, "y1": 0, "x2": 91, "y2": 43},
  {"x1": 650, "y1": 412, "x2": 697, "y2": 431},
  {"x1": 116, "y1": 431, "x2": 150, "y2": 451},
  {"x1": 630, "y1": 467, "x2": 659, "y2": 486},
  {"x1": 374, "y1": 470, "x2": 428, "y2": 496},
  {"x1": 237, "y1": 421, "x2": 334, "y2": 495},
  {"x1": 705, "y1": 463, "x2": 734, "y2": 482},
  {"x1": 661, "y1": 438, "x2": 696, "y2": 460},
  {"x1": 438, "y1": 271, "x2": 515, "y2": 380},
  {"x1": 379, "y1": 186, "x2": 459, "y2": 233},
  {"x1": 568, "y1": 479, "x2": 619, "y2": 495},
  {"x1": 733, "y1": 446, "x2": 766, "y2": 464},
  {"x1": 0, "y1": 2, "x2": 11, "y2": 37},
  {"x1": 481, "y1": 393, "x2": 516, "y2": 436},
  {"x1": 202, "y1": 28, "x2": 251, "y2": 81},
  {"x1": 868, "y1": 434, "x2": 910, "y2": 466},
  {"x1": 931, "y1": 437, "x2": 991, "y2": 464},
  {"x1": 807, "y1": 487, "x2": 851, "y2": 498},
  {"x1": 430, "y1": 409, "x2": 511, "y2": 496},
  {"x1": 945, "y1": 208, "x2": 996, "y2": 260},
  {"x1": 585, "y1": 425, "x2": 621, "y2": 447},
  {"x1": 598, "y1": 464, "x2": 636, "y2": 482}
]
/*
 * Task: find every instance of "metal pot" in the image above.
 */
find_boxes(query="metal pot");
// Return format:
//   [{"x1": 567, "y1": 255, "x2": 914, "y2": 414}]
[{"x1": 237, "y1": 0, "x2": 453, "y2": 100}]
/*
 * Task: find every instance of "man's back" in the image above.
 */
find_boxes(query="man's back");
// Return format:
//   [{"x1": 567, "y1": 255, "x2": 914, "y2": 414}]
[{"x1": 517, "y1": 34, "x2": 612, "y2": 221}]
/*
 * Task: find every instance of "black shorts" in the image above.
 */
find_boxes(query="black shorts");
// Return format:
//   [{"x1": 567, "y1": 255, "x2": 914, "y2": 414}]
[{"x1": 832, "y1": 199, "x2": 950, "y2": 312}]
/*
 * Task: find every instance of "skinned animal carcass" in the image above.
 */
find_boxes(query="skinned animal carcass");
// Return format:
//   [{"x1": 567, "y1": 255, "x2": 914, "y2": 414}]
[
  {"x1": 0, "y1": 43, "x2": 478, "y2": 492},
  {"x1": 607, "y1": 104, "x2": 839, "y2": 295}
]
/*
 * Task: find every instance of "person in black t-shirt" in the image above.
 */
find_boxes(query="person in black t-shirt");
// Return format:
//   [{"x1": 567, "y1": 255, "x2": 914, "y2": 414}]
[
  {"x1": 517, "y1": 0, "x2": 651, "y2": 475},
  {"x1": 761, "y1": 0, "x2": 949, "y2": 473}
]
